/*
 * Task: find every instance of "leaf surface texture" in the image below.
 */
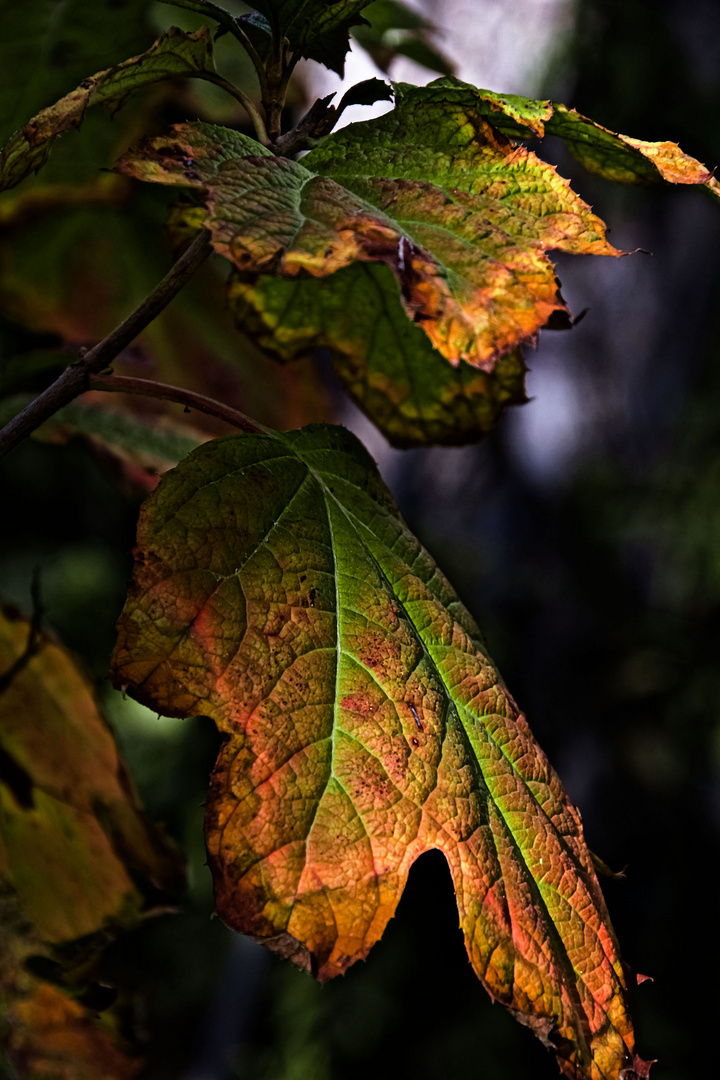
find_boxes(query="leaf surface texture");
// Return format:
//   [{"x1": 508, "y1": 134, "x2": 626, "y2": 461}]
[
  {"x1": 117, "y1": 112, "x2": 618, "y2": 371},
  {"x1": 112, "y1": 425, "x2": 648, "y2": 1080}
]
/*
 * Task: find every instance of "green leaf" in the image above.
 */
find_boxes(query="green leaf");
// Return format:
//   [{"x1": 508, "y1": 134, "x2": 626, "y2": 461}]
[
  {"x1": 352, "y1": 0, "x2": 454, "y2": 76},
  {"x1": 0, "y1": 0, "x2": 154, "y2": 149},
  {"x1": 229, "y1": 264, "x2": 528, "y2": 446},
  {"x1": 0, "y1": 26, "x2": 217, "y2": 192},
  {"x1": 426, "y1": 77, "x2": 720, "y2": 196},
  {"x1": 158, "y1": 0, "x2": 248, "y2": 35},
  {"x1": 111, "y1": 423, "x2": 650, "y2": 1080},
  {"x1": 161, "y1": 0, "x2": 373, "y2": 74},
  {"x1": 117, "y1": 116, "x2": 618, "y2": 371},
  {"x1": 250, "y1": 0, "x2": 373, "y2": 74},
  {"x1": 336, "y1": 76, "x2": 394, "y2": 110},
  {"x1": 47, "y1": 401, "x2": 204, "y2": 469}
]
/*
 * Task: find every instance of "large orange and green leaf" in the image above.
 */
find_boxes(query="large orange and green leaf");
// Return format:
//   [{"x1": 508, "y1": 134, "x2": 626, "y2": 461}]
[
  {"x1": 112, "y1": 425, "x2": 650, "y2": 1080},
  {"x1": 117, "y1": 111, "x2": 619, "y2": 372},
  {"x1": 0, "y1": 606, "x2": 184, "y2": 1077}
]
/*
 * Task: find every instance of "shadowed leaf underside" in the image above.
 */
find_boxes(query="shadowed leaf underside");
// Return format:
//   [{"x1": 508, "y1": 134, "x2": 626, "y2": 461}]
[
  {"x1": 0, "y1": 606, "x2": 184, "y2": 1077},
  {"x1": 112, "y1": 425, "x2": 649, "y2": 1080},
  {"x1": 161, "y1": 0, "x2": 372, "y2": 74}
]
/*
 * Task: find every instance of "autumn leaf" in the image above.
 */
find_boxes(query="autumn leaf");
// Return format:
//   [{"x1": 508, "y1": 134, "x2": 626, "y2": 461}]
[
  {"x1": 1, "y1": 967, "x2": 140, "y2": 1080},
  {"x1": 0, "y1": 605, "x2": 185, "y2": 1077},
  {"x1": 426, "y1": 78, "x2": 720, "y2": 196},
  {"x1": 0, "y1": 26, "x2": 217, "y2": 192},
  {"x1": 0, "y1": 605, "x2": 184, "y2": 941},
  {"x1": 229, "y1": 264, "x2": 528, "y2": 446},
  {"x1": 112, "y1": 424, "x2": 650, "y2": 1080},
  {"x1": 117, "y1": 114, "x2": 619, "y2": 371},
  {"x1": 0, "y1": 0, "x2": 155, "y2": 150}
]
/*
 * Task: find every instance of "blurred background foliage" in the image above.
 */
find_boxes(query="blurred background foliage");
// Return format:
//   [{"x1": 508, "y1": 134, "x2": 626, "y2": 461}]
[{"x1": 1, "y1": 0, "x2": 720, "y2": 1077}]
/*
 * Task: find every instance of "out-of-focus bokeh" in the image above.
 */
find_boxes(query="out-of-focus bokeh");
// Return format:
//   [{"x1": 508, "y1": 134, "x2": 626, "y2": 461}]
[{"x1": 2, "y1": 1, "x2": 719, "y2": 1077}]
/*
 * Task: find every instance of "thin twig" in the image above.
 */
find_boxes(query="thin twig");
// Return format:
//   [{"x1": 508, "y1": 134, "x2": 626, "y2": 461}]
[
  {"x1": 87, "y1": 374, "x2": 267, "y2": 435},
  {"x1": 158, "y1": 1, "x2": 268, "y2": 91},
  {"x1": 263, "y1": 27, "x2": 288, "y2": 142},
  {"x1": 269, "y1": 93, "x2": 336, "y2": 156},
  {"x1": 222, "y1": 21, "x2": 267, "y2": 87},
  {"x1": 0, "y1": 231, "x2": 213, "y2": 460},
  {"x1": 200, "y1": 73, "x2": 269, "y2": 144}
]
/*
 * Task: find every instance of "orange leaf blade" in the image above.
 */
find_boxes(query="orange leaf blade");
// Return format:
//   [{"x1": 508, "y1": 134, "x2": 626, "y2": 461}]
[{"x1": 112, "y1": 425, "x2": 650, "y2": 1079}]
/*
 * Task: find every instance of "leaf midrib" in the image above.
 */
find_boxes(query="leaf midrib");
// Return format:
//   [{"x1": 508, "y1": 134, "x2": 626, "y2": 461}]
[{"x1": 296, "y1": 446, "x2": 620, "y2": 1024}]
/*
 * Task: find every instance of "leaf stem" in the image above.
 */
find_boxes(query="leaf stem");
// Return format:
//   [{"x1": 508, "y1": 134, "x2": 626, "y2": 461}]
[
  {"x1": 200, "y1": 73, "x2": 269, "y2": 144},
  {"x1": 0, "y1": 231, "x2": 213, "y2": 460},
  {"x1": 158, "y1": 1, "x2": 267, "y2": 88},
  {"x1": 263, "y1": 30, "x2": 289, "y2": 142},
  {"x1": 223, "y1": 21, "x2": 266, "y2": 80},
  {"x1": 86, "y1": 374, "x2": 267, "y2": 435}
]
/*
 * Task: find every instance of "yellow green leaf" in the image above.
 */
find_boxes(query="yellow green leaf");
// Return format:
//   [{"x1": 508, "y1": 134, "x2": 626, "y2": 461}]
[
  {"x1": 0, "y1": 26, "x2": 217, "y2": 192},
  {"x1": 0, "y1": 607, "x2": 183, "y2": 942},
  {"x1": 112, "y1": 425, "x2": 650, "y2": 1080},
  {"x1": 0, "y1": 605, "x2": 184, "y2": 1077},
  {"x1": 428, "y1": 79, "x2": 719, "y2": 195}
]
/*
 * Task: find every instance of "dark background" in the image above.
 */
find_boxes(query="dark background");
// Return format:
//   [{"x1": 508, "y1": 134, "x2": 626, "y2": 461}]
[{"x1": 2, "y1": 1, "x2": 719, "y2": 1077}]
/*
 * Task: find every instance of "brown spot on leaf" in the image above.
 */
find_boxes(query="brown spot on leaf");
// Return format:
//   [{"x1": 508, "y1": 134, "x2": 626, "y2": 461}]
[{"x1": 341, "y1": 694, "x2": 376, "y2": 716}]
